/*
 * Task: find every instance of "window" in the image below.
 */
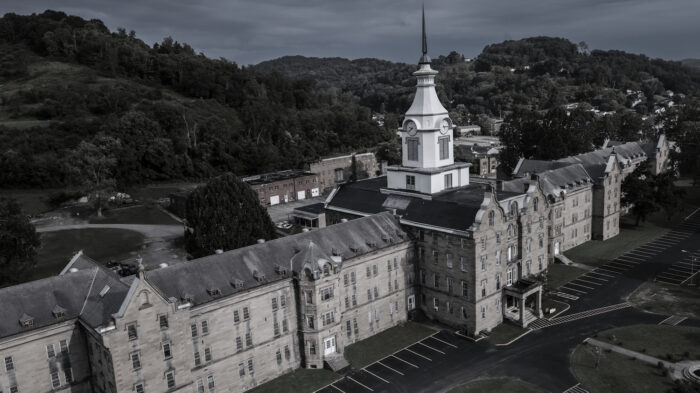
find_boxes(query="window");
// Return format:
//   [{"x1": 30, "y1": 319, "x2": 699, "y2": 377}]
[
  {"x1": 538, "y1": 234, "x2": 544, "y2": 249},
  {"x1": 60, "y1": 339, "x2": 69, "y2": 354},
  {"x1": 243, "y1": 307, "x2": 250, "y2": 320},
  {"x1": 460, "y1": 257, "x2": 467, "y2": 272},
  {"x1": 309, "y1": 341, "x2": 317, "y2": 355},
  {"x1": 281, "y1": 295, "x2": 287, "y2": 308},
  {"x1": 344, "y1": 274, "x2": 349, "y2": 286},
  {"x1": 461, "y1": 281, "x2": 468, "y2": 297},
  {"x1": 127, "y1": 323, "x2": 138, "y2": 340},
  {"x1": 432, "y1": 249, "x2": 439, "y2": 265},
  {"x1": 488, "y1": 210, "x2": 495, "y2": 226},
  {"x1": 387, "y1": 260, "x2": 392, "y2": 272},
  {"x1": 526, "y1": 238, "x2": 532, "y2": 252},
  {"x1": 135, "y1": 383, "x2": 145, "y2": 393},
  {"x1": 387, "y1": 280, "x2": 392, "y2": 292},
  {"x1": 346, "y1": 320, "x2": 352, "y2": 338},
  {"x1": 366, "y1": 266, "x2": 371, "y2": 278},
  {"x1": 444, "y1": 173, "x2": 453, "y2": 189},
  {"x1": 196, "y1": 379, "x2": 204, "y2": 393},
  {"x1": 481, "y1": 255, "x2": 487, "y2": 271},
  {"x1": 538, "y1": 255, "x2": 544, "y2": 271},
  {"x1": 496, "y1": 274, "x2": 501, "y2": 290},
  {"x1": 373, "y1": 265, "x2": 378, "y2": 276},
  {"x1": 433, "y1": 298, "x2": 439, "y2": 311},
  {"x1": 394, "y1": 279, "x2": 399, "y2": 291},
  {"x1": 51, "y1": 370, "x2": 61, "y2": 388},
  {"x1": 305, "y1": 290, "x2": 313, "y2": 304},
  {"x1": 163, "y1": 342, "x2": 172, "y2": 359},
  {"x1": 434, "y1": 273, "x2": 440, "y2": 288},
  {"x1": 156, "y1": 315, "x2": 168, "y2": 331},
  {"x1": 285, "y1": 345, "x2": 291, "y2": 360},
  {"x1": 353, "y1": 318, "x2": 359, "y2": 335},
  {"x1": 207, "y1": 375, "x2": 215, "y2": 392},
  {"x1": 507, "y1": 269, "x2": 513, "y2": 285},
  {"x1": 350, "y1": 272, "x2": 356, "y2": 284},
  {"x1": 496, "y1": 250, "x2": 502, "y2": 265},
  {"x1": 276, "y1": 349, "x2": 282, "y2": 364},
  {"x1": 323, "y1": 264, "x2": 330, "y2": 276},
  {"x1": 46, "y1": 344, "x2": 56, "y2": 358},
  {"x1": 272, "y1": 297, "x2": 279, "y2": 310},
  {"x1": 201, "y1": 320, "x2": 209, "y2": 335},
  {"x1": 236, "y1": 337, "x2": 243, "y2": 352},
  {"x1": 374, "y1": 287, "x2": 379, "y2": 298},
  {"x1": 481, "y1": 306, "x2": 486, "y2": 319},
  {"x1": 439, "y1": 136, "x2": 450, "y2": 160},
  {"x1": 248, "y1": 359, "x2": 254, "y2": 374},
  {"x1": 352, "y1": 294, "x2": 357, "y2": 306},
  {"x1": 238, "y1": 362, "x2": 246, "y2": 377},
  {"x1": 194, "y1": 350, "x2": 201, "y2": 366},
  {"x1": 321, "y1": 287, "x2": 333, "y2": 301},
  {"x1": 496, "y1": 232, "x2": 501, "y2": 243},
  {"x1": 274, "y1": 320, "x2": 280, "y2": 337},
  {"x1": 64, "y1": 368, "x2": 73, "y2": 384},
  {"x1": 446, "y1": 277, "x2": 453, "y2": 293},
  {"x1": 131, "y1": 351, "x2": 141, "y2": 370},
  {"x1": 204, "y1": 347, "x2": 212, "y2": 362},
  {"x1": 233, "y1": 310, "x2": 240, "y2": 323},
  {"x1": 407, "y1": 137, "x2": 419, "y2": 161},
  {"x1": 245, "y1": 332, "x2": 253, "y2": 347},
  {"x1": 406, "y1": 175, "x2": 416, "y2": 190},
  {"x1": 480, "y1": 237, "x2": 486, "y2": 249},
  {"x1": 166, "y1": 371, "x2": 175, "y2": 389},
  {"x1": 191, "y1": 324, "x2": 198, "y2": 338},
  {"x1": 446, "y1": 253, "x2": 453, "y2": 268},
  {"x1": 481, "y1": 280, "x2": 487, "y2": 297},
  {"x1": 533, "y1": 197, "x2": 539, "y2": 212}
]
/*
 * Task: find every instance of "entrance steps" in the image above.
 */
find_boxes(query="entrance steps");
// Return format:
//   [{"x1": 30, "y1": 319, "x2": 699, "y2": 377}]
[
  {"x1": 324, "y1": 354, "x2": 350, "y2": 373},
  {"x1": 659, "y1": 315, "x2": 687, "y2": 326}
]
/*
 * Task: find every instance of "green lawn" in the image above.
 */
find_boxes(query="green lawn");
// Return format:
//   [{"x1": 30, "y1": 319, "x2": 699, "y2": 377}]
[
  {"x1": 564, "y1": 219, "x2": 668, "y2": 268},
  {"x1": 89, "y1": 205, "x2": 180, "y2": 225},
  {"x1": 246, "y1": 368, "x2": 339, "y2": 393},
  {"x1": 446, "y1": 378, "x2": 547, "y2": 393},
  {"x1": 593, "y1": 324, "x2": 700, "y2": 362},
  {"x1": 628, "y1": 281, "x2": 700, "y2": 320},
  {"x1": 344, "y1": 322, "x2": 435, "y2": 369},
  {"x1": 487, "y1": 323, "x2": 530, "y2": 345},
  {"x1": 542, "y1": 297, "x2": 569, "y2": 317},
  {"x1": 33, "y1": 228, "x2": 145, "y2": 280},
  {"x1": 547, "y1": 263, "x2": 588, "y2": 289},
  {"x1": 571, "y1": 344, "x2": 674, "y2": 393}
]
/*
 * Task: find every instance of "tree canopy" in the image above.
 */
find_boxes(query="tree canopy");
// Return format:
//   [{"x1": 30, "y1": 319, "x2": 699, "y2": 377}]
[
  {"x1": 184, "y1": 173, "x2": 276, "y2": 258},
  {"x1": 0, "y1": 197, "x2": 41, "y2": 287}
]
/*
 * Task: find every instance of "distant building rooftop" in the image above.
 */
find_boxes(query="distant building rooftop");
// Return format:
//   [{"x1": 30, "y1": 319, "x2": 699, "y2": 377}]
[{"x1": 242, "y1": 169, "x2": 316, "y2": 185}]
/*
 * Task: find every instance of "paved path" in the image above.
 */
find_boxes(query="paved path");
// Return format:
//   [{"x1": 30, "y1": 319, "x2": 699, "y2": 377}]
[
  {"x1": 585, "y1": 338, "x2": 674, "y2": 368},
  {"x1": 36, "y1": 223, "x2": 183, "y2": 238}
]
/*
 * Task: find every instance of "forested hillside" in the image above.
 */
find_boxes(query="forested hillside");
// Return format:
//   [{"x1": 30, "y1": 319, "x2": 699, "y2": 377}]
[
  {"x1": 0, "y1": 11, "x2": 394, "y2": 189},
  {"x1": 257, "y1": 38, "x2": 700, "y2": 120}
]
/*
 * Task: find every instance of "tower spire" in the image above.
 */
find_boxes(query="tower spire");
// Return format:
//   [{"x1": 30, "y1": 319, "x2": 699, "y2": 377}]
[{"x1": 419, "y1": 5, "x2": 431, "y2": 64}]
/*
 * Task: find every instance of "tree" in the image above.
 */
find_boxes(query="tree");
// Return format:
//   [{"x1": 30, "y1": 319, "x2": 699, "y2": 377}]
[
  {"x1": 185, "y1": 173, "x2": 276, "y2": 257},
  {"x1": 66, "y1": 134, "x2": 120, "y2": 216},
  {"x1": 621, "y1": 165, "x2": 658, "y2": 226},
  {"x1": 653, "y1": 172, "x2": 685, "y2": 222},
  {"x1": 0, "y1": 198, "x2": 41, "y2": 287}
]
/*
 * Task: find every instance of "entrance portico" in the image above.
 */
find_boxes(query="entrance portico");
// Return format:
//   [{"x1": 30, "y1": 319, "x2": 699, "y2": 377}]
[{"x1": 503, "y1": 279, "x2": 543, "y2": 327}]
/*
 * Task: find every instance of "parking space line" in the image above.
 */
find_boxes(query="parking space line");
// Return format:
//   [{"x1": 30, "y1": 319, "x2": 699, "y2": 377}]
[
  {"x1": 617, "y1": 255, "x2": 643, "y2": 262},
  {"x1": 661, "y1": 271, "x2": 686, "y2": 278},
  {"x1": 428, "y1": 334, "x2": 459, "y2": 348},
  {"x1": 656, "y1": 279, "x2": 679, "y2": 285},
  {"x1": 417, "y1": 341, "x2": 445, "y2": 354},
  {"x1": 627, "y1": 251, "x2": 656, "y2": 257},
  {"x1": 404, "y1": 348, "x2": 432, "y2": 361},
  {"x1": 595, "y1": 267, "x2": 621, "y2": 275},
  {"x1": 640, "y1": 244, "x2": 666, "y2": 250},
  {"x1": 561, "y1": 285, "x2": 587, "y2": 294},
  {"x1": 677, "y1": 261, "x2": 696, "y2": 267},
  {"x1": 619, "y1": 255, "x2": 646, "y2": 261},
  {"x1": 575, "y1": 278, "x2": 602, "y2": 286},
  {"x1": 391, "y1": 355, "x2": 418, "y2": 368},
  {"x1": 361, "y1": 369, "x2": 389, "y2": 384},
  {"x1": 680, "y1": 271, "x2": 700, "y2": 285},
  {"x1": 567, "y1": 281, "x2": 595, "y2": 290},
  {"x1": 377, "y1": 361, "x2": 404, "y2": 375},
  {"x1": 669, "y1": 267, "x2": 692, "y2": 274},
  {"x1": 582, "y1": 274, "x2": 608, "y2": 281},
  {"x1": 347, "y1": 376, "x2": 374, "y2": 391},
  {"x1": 330, "y1": 383, "x2": 345, "y2": 393},
  {"x1": 600, "y1": 265, "x2": 626, "y2": 272},
  {"x1": 587, "y1": 271, "x2": 614, "y2": 278},
  {"x1": 609, "y1": 261, "x2": 635, "y2": 268}
]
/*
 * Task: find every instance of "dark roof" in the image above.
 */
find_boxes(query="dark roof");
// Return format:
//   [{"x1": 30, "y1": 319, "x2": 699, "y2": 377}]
[
  {"x1": 294, "y1": 203, "x2": 326, "y2": 215},
  {"x1": 242, "y1": 169, "x2": 316, "y2": 185},
  {"x1": 505, "y1": 164, "x2": 592, "y2": 198},
  {"x1": 327, "y1": 176, "x2": 525, "y2": 232},
  {"x1": 146, "y1": 212, "x2": 407, "y2": 307},
  {"x1": 514, "y1": 160, "x2": 570, "y2": 176},
  {"x1": 0, "y1": 254, "x2": 130, "y2": 339}
]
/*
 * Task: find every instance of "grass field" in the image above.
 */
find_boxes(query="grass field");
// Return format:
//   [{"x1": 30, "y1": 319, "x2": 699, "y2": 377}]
[
  {"x1": 89, "y1": 205, "x2": 180, "y2": 225},
  {"x1": 593, "y1": 324, "x2": 700, "y2": 362},
  {"x1": 547, "y1": 263, "x2": 588, "y2": 289},
  {"x1": 446, "y1": 378, "x2": 547, "y2": 393},
  {"x1": 33, "y1": 228, "x2": 145, "y2": 280},
  {"x1": 245, "y1": 368, "x2": 339, "y2": 393},
  {"x1": 571, "y1": 344, "x2": 674, "y2": 393},
  {"x1": 487, "y1": 323, "x2": 530, "y2": 345},
  {"x1": 344, "y1": 322, "x2": 435, "y2": 369},
  {"x1": 628, "y1": 281, "x2": 700, "y2": 320}
]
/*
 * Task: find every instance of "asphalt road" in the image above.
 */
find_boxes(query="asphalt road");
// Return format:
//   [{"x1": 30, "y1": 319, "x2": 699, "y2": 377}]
[{"x1": 319, "y1": 210, "x2": 700, "y2": 393}]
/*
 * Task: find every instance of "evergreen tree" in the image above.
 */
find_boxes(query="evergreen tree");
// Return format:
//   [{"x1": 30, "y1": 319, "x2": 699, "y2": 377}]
[
  {"x1": 0, "y1": 198, "x2": 41, "y2": 287},
  {"x1": 185, "y1": 173, "x2": 276, "y2": 257},
  {"x1": 621, "y1": 165, "x2": 658, "y2": 226}
]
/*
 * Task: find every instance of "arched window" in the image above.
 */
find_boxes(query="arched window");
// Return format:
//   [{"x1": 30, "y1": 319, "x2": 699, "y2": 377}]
[
  {"x1": 507, "y1": 224, "x2": 514, "y2": 238},
  {"x1": 323, "y1": 264, "x2": 330, "y2": 277},
  {"x1": 533, "y1": 197, "x2": 539, "y2": 212},
  {"x1": 510, "y1": 202, "x2": 518, "y2": 218},
  {"x1": 488, "y1": 211, "x2": 495, "y2": 226}
]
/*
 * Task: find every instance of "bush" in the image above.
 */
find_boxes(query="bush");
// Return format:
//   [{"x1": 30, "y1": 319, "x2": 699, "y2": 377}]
[{"x1": 47, "y1": 190, "x2": 85, "y2": 208}]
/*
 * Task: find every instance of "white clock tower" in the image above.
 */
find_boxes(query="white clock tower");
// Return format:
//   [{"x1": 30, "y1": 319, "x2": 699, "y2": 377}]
[{"x1": 386, "y1": 8, "x2": 470, "y2": 194}]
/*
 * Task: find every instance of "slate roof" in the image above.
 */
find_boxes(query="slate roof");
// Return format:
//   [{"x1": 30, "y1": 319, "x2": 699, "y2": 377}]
[
  {"x1": 146, "y1": 212, "x2": 407, "y2": 307},
  {"x1": 0, "y1": 253, "x2": 131, "y2": 339},
  {"x1": 326, "y1": 176, "x2": 526, "y2": 232},
  {"x1": 505, "y1": 164, "x2": 592, "y2": 199}
]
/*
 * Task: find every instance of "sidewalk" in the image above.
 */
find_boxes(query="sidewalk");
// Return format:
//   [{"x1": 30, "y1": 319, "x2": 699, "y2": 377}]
[{"x1": 584, "y1": 338, "x2": 674, "y2": 368}]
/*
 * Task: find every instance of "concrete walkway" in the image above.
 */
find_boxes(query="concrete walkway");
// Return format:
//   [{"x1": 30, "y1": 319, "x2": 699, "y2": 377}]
[
  {"x1": 36, "y1": 223, "x2": 183, "y2": 238},
  {"x1": 584, "y1": 338, "x2": 674, "y2": 368}
]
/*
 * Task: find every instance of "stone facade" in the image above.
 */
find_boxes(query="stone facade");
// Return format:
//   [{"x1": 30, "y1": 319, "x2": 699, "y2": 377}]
[
  {"x1": 243, "y1": 170, "x2": 320, "y2": 206},
  {"x1": 309, "y1": 152, "x2": 381, "y2": 193}
]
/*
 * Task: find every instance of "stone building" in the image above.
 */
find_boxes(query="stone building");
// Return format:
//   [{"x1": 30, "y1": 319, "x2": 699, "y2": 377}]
[
  {"x1": 0, "y1": 213, "x2": 408, "y2": 393},
  {"x1": 309, "y1": 152, "x2": 382, "y2": 193},
  {"x1": 243, "y1": 169, "x2": 320, "y2": 206}
]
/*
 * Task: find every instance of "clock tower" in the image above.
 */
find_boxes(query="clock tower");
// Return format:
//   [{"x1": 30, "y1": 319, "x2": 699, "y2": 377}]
[{"x1": 386, "y1": 7, "x2": 470, "y2": 194}]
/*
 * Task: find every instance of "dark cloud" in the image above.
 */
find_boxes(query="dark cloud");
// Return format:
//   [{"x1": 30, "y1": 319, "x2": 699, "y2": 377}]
[{"x1": 3, "y1": 0, "x2": 698, "y2": 64}]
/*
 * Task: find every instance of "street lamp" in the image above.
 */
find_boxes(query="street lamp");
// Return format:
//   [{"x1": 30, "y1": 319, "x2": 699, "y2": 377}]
[{"x1": 681, "y1": 250, "x2": 698, "y2": 286}]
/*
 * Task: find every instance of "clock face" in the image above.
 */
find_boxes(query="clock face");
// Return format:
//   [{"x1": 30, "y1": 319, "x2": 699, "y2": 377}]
[
  {"x1": 440, "y1": 118, "x2": 451, "y2": 134},
  {"x1": 405, "y1": 120, "x2": 417, "y2": 136}
]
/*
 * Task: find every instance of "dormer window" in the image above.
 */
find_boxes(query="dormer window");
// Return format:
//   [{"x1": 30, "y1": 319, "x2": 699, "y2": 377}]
[
  {"x1": 182, "y1": 293, "x2": 194, "y2": 303},
  {"x1": 231, "y1": 279, "x2": 244, "y2": 289},
  {"x1": 19, "y1": 313, "x2": 34, "y2": 329},
  {"x1": 323, "y1": 264, "x2": 330, "y2": 277},
  {"x1": 253, "y1": 270, "x2": 266, "y2": 282},
  {"x1": 52, "y1": 305, "x2": 67, "y2": 320},
  {"x1": 207, "y1": 288, "x2": 222, "y2": 297}
]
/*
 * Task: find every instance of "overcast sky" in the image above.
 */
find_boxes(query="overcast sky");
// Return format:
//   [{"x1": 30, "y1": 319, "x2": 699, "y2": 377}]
[{"x1": 4, "y1": 0, "x2": 699, "y2": 65}]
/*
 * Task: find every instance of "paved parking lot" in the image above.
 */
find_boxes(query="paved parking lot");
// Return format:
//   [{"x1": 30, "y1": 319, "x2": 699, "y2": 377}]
[{"x1": 314, "y1": 331, "x2": 463, "y2": 393}]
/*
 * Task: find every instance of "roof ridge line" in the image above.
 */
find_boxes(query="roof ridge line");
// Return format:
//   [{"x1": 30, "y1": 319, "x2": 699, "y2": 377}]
[{"x1": 78, "y1": 268, "x2": 100, "y2": 317}]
